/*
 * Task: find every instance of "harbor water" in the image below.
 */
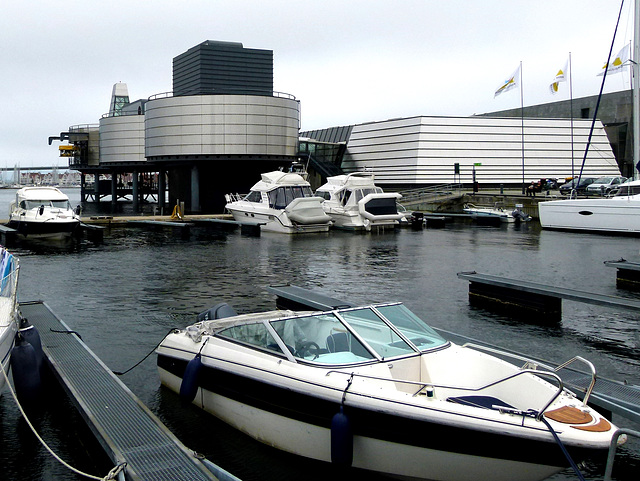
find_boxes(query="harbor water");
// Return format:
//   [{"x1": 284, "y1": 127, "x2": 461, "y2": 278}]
[{"x1": 0, "y1": 187, "x2": 638, "y2": 480}]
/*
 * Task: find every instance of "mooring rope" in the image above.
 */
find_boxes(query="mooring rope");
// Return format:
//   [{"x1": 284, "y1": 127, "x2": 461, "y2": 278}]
[
  {"x1": 0, "y1": 359, "x2": 127, "y2": 480},
  {"x1": 113, "y1": 328, "x2": 178, "y2": 376},
  {"x1": 539, "y1": 415, "x2": 587, "y2": 481}
]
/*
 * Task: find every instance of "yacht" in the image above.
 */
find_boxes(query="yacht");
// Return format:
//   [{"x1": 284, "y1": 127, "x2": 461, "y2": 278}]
[
  {"x1": 8, "y1": 186, "x2": 81, "y2": 239},
  {"x1": 225, "y1": 170, "x2": 331, "y2": 234},
  {"x1": 538, "y1": 179, "x2": 640, "y2": 234},
  {"x1": 315, "y1": 173, "x2": 404, "y2": 231}
]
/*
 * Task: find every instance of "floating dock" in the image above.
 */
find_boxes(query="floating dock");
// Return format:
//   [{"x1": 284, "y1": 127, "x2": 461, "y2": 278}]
[
  {"x1": 19, "y1": 300, "x2": 238, "y2": 481},
  {"x1": 266, "y1": 284, "x2": 640, "y2": 425},
  {"x1": 456, "y1": 271, "x2": 640, "y2": 322},
  {"x1": 604, "y1": 258, "x2": 640, "y2": 291}
]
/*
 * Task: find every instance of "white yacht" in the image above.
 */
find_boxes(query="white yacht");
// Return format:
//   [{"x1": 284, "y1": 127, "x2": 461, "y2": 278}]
[
  {"x1": 0, "y1": 247, "x2": 19, "y2": 396},
  {"x1": 225, "y1": 170, "x2": 331, "y2": 234},
  {"x1": 315, "y1": 173, "x2": 404, "y2": 231},
  {"x1": 158, "y1": 300, "x2": 621, "y2": 481},
  {"x1": 8, "y1": 186, "x2": 81, "y2": 239},
  {"x1": 539, "y1": 179, "x2": 640, "y2": 234}
]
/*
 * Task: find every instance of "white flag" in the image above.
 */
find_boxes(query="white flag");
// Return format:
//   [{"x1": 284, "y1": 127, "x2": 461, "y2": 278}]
[
  {"x1": 598, "y1": 44, "x2": 630, "y2": 76},
  {"x1": 494, "y1": 65, "x2": 521, "y2": 98},
  {"x1": 550, "y1": 59, "x2": 569, "y2": 94}
]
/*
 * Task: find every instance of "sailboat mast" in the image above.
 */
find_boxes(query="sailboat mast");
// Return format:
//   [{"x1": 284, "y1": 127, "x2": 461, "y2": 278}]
[{"x1": 633, "y1": 0, "x2": 640, "y2": 179}]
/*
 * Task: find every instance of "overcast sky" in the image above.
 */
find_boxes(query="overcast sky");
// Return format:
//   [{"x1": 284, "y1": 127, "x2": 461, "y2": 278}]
[{"x1": 0, "y1": 0, "x2": 634, "y2": 167}]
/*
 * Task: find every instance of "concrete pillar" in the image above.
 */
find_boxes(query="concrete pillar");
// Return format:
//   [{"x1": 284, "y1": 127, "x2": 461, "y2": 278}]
[
  {"x1": 191, "y1": 165, "x2": 200, "y2": 213},
  {"x1": 158, "y1": 170, "x2": 166, "y2": 209},
  {"x1": 111, "y1": 172, "x2": 117, "y2": 208},
  {"x1": 132, "y1": 171, "x2": 139, "y2": 212}
]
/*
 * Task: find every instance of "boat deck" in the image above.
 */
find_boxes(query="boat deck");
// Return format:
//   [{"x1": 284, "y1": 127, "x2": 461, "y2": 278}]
[
  {"x1": 18, "y1": 300, "x2": 222, "y2": 481},
  {"x1": 266, "y1": 284, "x2": 640, "y2": 425}
]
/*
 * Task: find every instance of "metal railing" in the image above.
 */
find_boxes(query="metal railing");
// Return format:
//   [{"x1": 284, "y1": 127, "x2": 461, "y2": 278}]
[{"x1": 397, "y1": 183, "x2": 464, "y2": 204}]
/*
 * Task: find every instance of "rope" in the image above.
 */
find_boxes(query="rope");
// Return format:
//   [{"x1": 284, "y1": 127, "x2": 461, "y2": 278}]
[
  {"x1": 113, "y1": 328, "x2": 177, "y2": 376},
  {"x1": 0, "y1": 359, "x2": 126, "y2": 480},
  {"x1": 539, "y1": 415, "x2": 587, "y2": 481},
  {"x1": 170, "y1": 204, "x2": 183, "y2": 220}
]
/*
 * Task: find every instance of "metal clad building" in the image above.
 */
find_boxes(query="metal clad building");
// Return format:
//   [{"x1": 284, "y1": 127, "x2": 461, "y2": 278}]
[{"x1": 173, "y1": 40, "x2": 273, "y2": 96}]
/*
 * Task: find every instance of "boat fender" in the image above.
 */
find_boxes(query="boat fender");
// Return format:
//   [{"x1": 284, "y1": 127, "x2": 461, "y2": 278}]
[
  {"x1": 330, "y1": 405, "x2": 353, "y2": 467},
  {"x1": 179, "y1": 353, "x2": 202, "y2": 404},
  {"x1": 197, "y1": 302, "x2": 237, "y2": 322},
  {"x1": 10, "y1": 333, "x2": 42, "y2": 405},
  {"x1": 19, "y1": 318, "x2": 44, "y2": 373}
]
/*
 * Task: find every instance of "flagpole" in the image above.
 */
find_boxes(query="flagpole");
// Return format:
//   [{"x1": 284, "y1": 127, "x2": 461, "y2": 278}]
[
  {"x1": 520, "y1": 61, "x2": 525, "y2": 194},
  {"x1": 634, "y1": 0, "x2": 639, "y2": 180},
  {"x1": 569, "y1": 52, "x2": 574, "y2": 180}
]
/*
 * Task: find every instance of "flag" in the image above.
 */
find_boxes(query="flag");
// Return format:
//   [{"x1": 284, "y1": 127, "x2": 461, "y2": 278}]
[
  {"x1": 494, "y1": 65, "x2": 521, "y2": 97},
  {"x1": 598, "y1": 44, "x2": 630, "y2": 76},
  {"x1": 550, "y1": 59, "x2": 569, "y2": 94}
]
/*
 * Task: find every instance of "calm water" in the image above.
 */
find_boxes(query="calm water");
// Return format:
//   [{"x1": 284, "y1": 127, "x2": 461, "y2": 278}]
[{"x1": 0, "y1": 188, "x2": 638, "y2": 480}]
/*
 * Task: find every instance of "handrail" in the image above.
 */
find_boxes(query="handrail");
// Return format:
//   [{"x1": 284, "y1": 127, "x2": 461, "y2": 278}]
[
  {"x1": 325, "y1": 368, "x2": 564, "y2": 421},
  {"x1": 462, "y1": 343, "x2": 597, "y2": 406},
  {"x1": 147, "y1": 89, "x2": 296, "y2": 101},
  {"x1": 604, "y1": 428, "x2": 640, "y2": 481}
]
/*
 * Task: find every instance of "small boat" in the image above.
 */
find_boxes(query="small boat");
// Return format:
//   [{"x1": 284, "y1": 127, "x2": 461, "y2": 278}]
[
  {"x1": 0, "y1": 247, "x2": 19, "y2": 396},
  {"x1": 315, "y1": 173, "x2": 405, "y2": 231},
  {"x1": 539, "y1": 179, "x2": 640, "y2": 234},
  {"x1": 463, "y1": 203, "x2": 530, "y2": 224},
  {"x1": 157, "y1": 300, "x2": 620, "y2": 481},
  {"x1": 224, "y1": 168, "x2": 332, "y2": 234},
  {"x1": 8, "y1": 186, "x2": 81, "y2": 239}
]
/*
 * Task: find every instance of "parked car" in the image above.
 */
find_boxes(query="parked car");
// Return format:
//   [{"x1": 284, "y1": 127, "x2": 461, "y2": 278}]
[
  {"x1": 585, "y1": 175, "x2": 627, "y2": 195},
  {"x1": 559, "y1": 177, "x2": 597, "y2": 195}
]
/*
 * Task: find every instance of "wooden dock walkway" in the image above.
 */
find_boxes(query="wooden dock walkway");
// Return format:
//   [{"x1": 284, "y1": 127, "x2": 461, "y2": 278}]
[{"x1": 19, "y1": 300, "x2": 226, "y2": 481}]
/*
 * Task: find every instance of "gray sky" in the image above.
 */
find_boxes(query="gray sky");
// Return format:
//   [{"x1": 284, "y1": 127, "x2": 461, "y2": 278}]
[{"x1": 0, "y1": 0, "x2": 633, "y2": 167}]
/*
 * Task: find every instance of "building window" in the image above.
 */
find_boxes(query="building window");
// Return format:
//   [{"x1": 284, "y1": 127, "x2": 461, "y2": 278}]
[{"x1": 581, "y1": 108, "x2": 590, "y2": 119}]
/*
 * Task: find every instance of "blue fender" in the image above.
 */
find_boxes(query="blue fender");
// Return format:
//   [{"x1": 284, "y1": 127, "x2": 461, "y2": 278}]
[
  {"x1": 19, "y1": 320, "x2": 44, "y2": 373},
  {"x1": 10, "y1": 335, "x2": 42, "y2": 405},
  {"x1": 331, "y1": 405, "x2": 353, "y2": 467},
  {"x1": 179, "y1": 353, "x2": 202, "y2": 403}
]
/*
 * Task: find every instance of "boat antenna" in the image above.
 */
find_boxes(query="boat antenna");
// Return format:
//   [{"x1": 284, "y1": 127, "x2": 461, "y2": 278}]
[{"x1": 574, "y1": 0, "x2": 625, "y2": 197}]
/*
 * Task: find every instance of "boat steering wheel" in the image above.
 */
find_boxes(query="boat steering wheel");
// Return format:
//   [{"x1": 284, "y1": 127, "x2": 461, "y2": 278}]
[{"x1": 295, "y1": 341, "x2": 321, "y2": 360}]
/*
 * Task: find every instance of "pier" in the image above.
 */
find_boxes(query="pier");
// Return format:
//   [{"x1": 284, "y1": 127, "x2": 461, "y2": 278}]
[
  {"x1": 19, "y1": 300, "x2": 237, "y2": 481},
  {"x1": 604, "y1": 259, "x2": 640, "y2": 291},
  {"x1": 456, "y1": 271, "x2": 640, "y2": 322}
]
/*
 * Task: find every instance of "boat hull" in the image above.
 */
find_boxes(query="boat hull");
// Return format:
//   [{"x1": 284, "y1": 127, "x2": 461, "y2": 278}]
[
  {"x1": 538, "y1": 198, "x2": 640, "y2": 234},
  {"x1": 226, "y1": 205, "x2": 330, "y2": 234},
  {"x1": 157, "y1": 353, "x2": 604, "y2": 481},
  {"x1": 7, "y1": 218, "x2": 80, "y2": 239}
]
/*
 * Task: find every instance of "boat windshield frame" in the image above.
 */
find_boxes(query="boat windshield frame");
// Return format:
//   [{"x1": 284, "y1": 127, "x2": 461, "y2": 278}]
[{"x1": 215, "y1": 303, "x2": 448, "y2": 366}]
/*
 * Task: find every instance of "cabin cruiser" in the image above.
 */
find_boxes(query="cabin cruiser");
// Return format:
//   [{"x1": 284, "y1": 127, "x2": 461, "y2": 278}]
[
  {"x1": 225, "y1": 170, "x2": 331, "y2": 234},
  {"x1": 8, "y1": 186, "x2": 81, "y2": 239},
  {"x1": 538, "y1": 179, "x2": 640, "y2": 234},
  {"x1": 157, "y1": 300, "x2": 619, "y2": 481},
  {"x1": 314, "y1": 173, "x2": 404, "y2": 231},
  {"x1": 0, "y1": 247, "x2": 19, "y2": 396}
]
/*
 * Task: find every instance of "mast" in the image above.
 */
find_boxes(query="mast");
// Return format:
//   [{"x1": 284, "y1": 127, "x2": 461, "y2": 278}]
[{"x1": 634, "y1": 0, "x2": 639, "y2": 179}]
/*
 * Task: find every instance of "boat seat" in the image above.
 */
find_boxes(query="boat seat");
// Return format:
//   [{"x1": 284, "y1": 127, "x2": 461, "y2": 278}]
[
  {"x1": 447, "y1": 395, "x2": 514, "y2": 411},
  {"x1": 326, "y1": 332, "x2": 349, "y2": 353}
]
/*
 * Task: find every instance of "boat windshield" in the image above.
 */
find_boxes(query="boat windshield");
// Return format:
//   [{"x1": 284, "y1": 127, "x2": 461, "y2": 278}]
[
  {"x1": 268, "y1": 304, "x2": 447, "y2": 364},
  {"x1": 614, "y1": 183, "x2": 640, "y2": 196},
  {"x1": 267, "y1": 186, "x2": 314, "y2": 209},
  {"x1": 21, "y1": 200, "x2": 71, "y2": 210}
]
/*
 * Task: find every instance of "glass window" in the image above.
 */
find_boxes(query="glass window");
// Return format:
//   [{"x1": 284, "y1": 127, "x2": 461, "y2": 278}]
[
  {"x1": 375, "y1": 304, "x2": 448, "y2": 351},
  {"x1": 245, "y1": 191, "x2": 262, "y2": 203},
  {"x1": 51, "y1": 200, "x2": 71, "y2": 209},
  {"x1": 218, "y1": 322, "x2": 285, "y2": 355},
  {"x1": 339, "y1": 308, "x2": 415, "y2": 358},
  {"x1": 270, "y1": 314, "x2": 375, "y2": 364}
]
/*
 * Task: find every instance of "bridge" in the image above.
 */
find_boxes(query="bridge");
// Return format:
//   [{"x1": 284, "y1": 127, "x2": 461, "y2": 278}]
[{"x1": 0, "y1": 165, "x2": 69, "y2": 172}]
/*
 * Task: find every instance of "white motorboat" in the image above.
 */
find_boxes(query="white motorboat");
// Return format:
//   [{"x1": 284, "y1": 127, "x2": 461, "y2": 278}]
[
  {"x1": 157, "y1": 301, "x2": 620, "y2": 481},
  {"x1": 8, "y1": 186, "x2": 81, "y2": 239},
  {"x1": 225, "y1": 170, "x2": 331, "y2": 234},
  {"x1": 315, "y1": 173, "x2": 404, "y2": 231},
  {"x1": 0, "y1": 247, "x2": 19, "y2": 396},
  {"x1": 463, "y1": 203, "x2": 530, "y2": 224},
  {"x1": 539, "y1": 179, "x2": 640, "y2": 234}
]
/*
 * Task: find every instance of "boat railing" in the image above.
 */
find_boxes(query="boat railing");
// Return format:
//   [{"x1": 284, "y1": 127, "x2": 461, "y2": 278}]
[
  {"x1": 604, "y1": 428, "x2": 640, "y2": 481},
  {"x1": 462, "y1": 343, "x2": 597, "y2": 405},
  {"x1": 224, "y1": 193, "x2": 245, "y2": 203},
  {"x1": 326, "y1": 368, "x2": 564, "y2": 420}
]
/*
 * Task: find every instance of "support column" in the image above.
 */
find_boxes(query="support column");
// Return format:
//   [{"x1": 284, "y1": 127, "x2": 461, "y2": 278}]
[
  {"x1": 158, "y1": 169, "x2": 166, "y2": 210},
  {"x1": 132, "y1": 171, "x2": 139, "y2": 212},
  {"x1": 191, "y1": 165, "x2": 200, "y2": 213},
  {"x1": 111, "y1": 171, "x2": 117, "y2": 208},
  {"x1": 80, "y1": 173, "x2": 86, "y2": 202}
]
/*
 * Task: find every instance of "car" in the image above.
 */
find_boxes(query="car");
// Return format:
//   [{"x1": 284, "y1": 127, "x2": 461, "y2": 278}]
[
  {"x1": 585, "y1": 175, "x2": 627, "y2": 195},
  {"x1": 559, "y1": 177, "x2": 597, "y2": 195}
]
